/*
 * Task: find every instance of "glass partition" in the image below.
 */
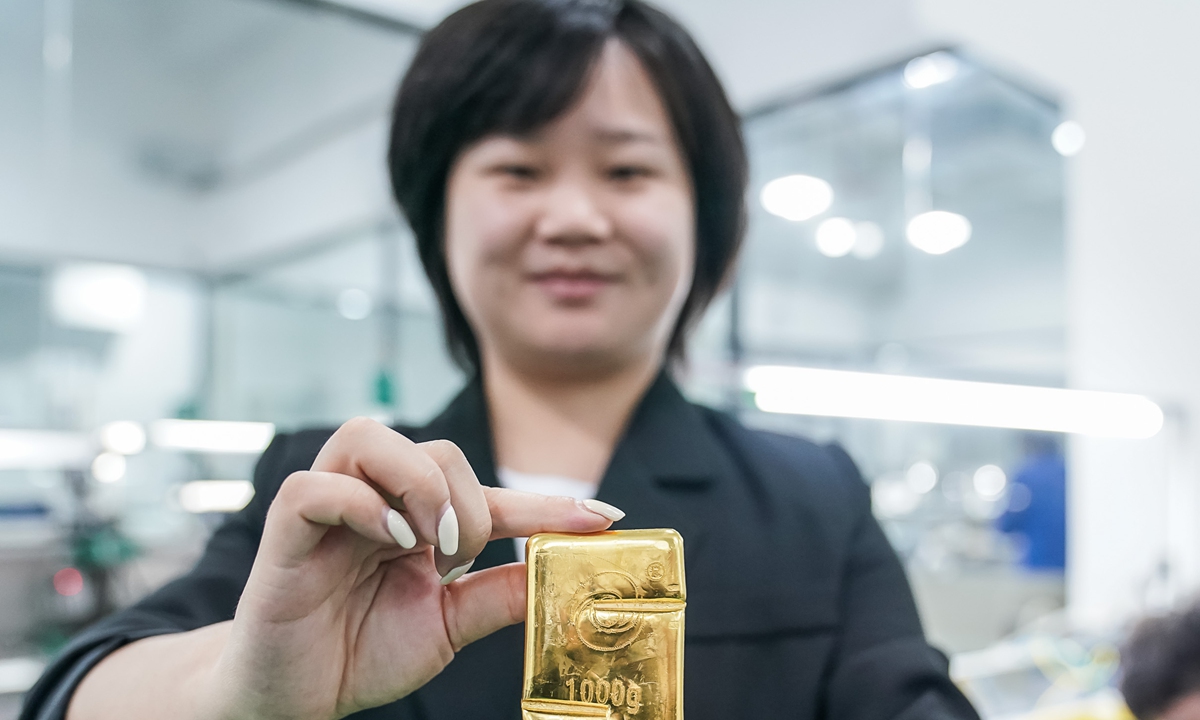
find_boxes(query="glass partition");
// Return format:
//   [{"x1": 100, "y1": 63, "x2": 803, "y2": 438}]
[
  {"x1": 209, "y1": 223, "x2": 464, "y2": 431},
  {"x1": 721, "y1": 49, "x2": 1067, "y2": 653}
]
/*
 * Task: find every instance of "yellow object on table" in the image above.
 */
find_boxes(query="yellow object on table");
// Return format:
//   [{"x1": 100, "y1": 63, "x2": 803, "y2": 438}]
[{"x1": 522, "y1": 529, "x2": 686, "y2": 720}]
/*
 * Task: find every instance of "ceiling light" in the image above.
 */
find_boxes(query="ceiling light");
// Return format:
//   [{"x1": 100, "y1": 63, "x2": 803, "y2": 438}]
[
  {"x1": 904, "y1": 51, "x2": 959, "y2": 89},
  {"x1": 99, "y1": 421, "x2": 146, "y2": 455},
  {"x1": 973, "y1": 465, "x2": 1007, "y2": 499},
  {"x1": 815, "y1": 218, "x2": 856, "y2": 257},
  {"x1": 760, "y1": 175, "x2": 834, "y2": 222},
  {"x1": 338, "y1": 288, "x2": 372, "y2": 320},
  {"x1": 906, "y1": 210, "x2": 972, "y2": 255},
  {"x1": 906, "y1": 462, "x2": 938, "y2": 494},
  {"x1": 1052, "y1": 120, "x2": 1086, "y2": 156},
  {"x1": 0, "y1": 657, "x2": 46, "y2": 695},
  {"x1": 744, "y1": 365, "x2": 1164, "y2": 439},
  {"x1": 91, "y1": 452, "x2": 126, "y2": 483},
  {"x1": 0, "y1": 430, "x2": 93, "y2": 470},
  {"x1": 852, "y1": 221, "x2": 885, "y2": 259},
  {"x1": 179, "y1": 480, "x2": 256, "y2": 514},
  {"x1": 151, "y1": 420, "x2": 275, "y2": 454},
  {"x1": 51, "y1": 263, "x2": 147, "y2": 333}
]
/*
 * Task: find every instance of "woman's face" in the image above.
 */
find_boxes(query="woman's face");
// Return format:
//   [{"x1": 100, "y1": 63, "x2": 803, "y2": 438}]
[{"x1": 444, "y1": 40, "x2": 695, "y2": 377}]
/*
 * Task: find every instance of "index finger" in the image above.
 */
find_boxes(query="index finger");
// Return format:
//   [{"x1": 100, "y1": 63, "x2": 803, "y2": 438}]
[{"x1": 483, "y1": 486, "x2": 624, "y2": 539}]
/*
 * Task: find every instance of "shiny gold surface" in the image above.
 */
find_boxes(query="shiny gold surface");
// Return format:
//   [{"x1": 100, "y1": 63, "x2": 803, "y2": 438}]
[{"x1": 523, "y1": 530, "x2": 686, "y2": 720}]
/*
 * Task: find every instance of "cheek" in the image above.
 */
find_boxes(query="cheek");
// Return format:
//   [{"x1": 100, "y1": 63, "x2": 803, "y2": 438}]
[
  {"x1": 444, "y1": 185, "x2": 532, "y2": 312},
  {"x1": 621, "y1": 190, "x2": 695, "y2": 296}
]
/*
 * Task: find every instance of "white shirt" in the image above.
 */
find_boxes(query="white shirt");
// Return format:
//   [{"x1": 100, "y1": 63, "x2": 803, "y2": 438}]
[{"x1": 496, "y1": 466, "x2": 597, "y2": 561}]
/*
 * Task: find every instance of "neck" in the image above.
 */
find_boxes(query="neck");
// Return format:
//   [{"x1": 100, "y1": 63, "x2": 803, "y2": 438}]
[{"x1": 483, "y1": 350, "x2": 663, "y2": 485}]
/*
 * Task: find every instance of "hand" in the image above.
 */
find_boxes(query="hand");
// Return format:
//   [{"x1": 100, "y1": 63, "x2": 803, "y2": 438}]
[{"x1": 202, "y1": 418, "x2": 617, "y2": 720}]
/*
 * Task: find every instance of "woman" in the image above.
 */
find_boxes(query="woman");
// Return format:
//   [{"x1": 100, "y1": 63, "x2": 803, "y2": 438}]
[{"x1": 23, "y1": 1, "x2": 978, "y2": 719}]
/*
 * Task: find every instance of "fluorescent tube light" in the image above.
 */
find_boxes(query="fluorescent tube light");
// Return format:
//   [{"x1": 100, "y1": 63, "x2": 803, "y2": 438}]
[
  {"x1": 0, "y1": 430, "x2": 94, "y2": 470},
  {"x1": 744, "y1": 365, "x2": 1164, "y2": 439},
  {"x1": 0, "y1": 657, "x2": 46, "y2": 695},
  {"x1": 151, "y1": 420, "x2": 275, "y2": 454},
  {"x1": 179, "y1": 480, "x2": 256, "y2": 513},
  {"x1": 50, "y1": 263, "x2": 147, "y2": 333}
]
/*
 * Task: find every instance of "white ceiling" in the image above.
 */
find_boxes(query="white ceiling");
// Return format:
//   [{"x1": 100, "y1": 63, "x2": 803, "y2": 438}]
[
  {"x1": 330, "y1": 0, "x2": 467, "y2": 26},
  {"x1": 0, "y1": 0, "x2": 941, "y2": 270},
  {"x1": 327, "y1": 0, "x2": 936, "y2": 108}
]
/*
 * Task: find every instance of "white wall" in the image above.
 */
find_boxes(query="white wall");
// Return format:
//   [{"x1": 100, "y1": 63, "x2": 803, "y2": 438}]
[{"x1": 916, "y1": 0, "x2": 1200, "y2": 625}]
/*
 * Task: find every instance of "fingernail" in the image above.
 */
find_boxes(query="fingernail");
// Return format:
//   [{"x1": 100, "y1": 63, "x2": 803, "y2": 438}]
[
  {"x1": 386, "y1": 509, "x2": 417, "y2": 549},
  {"x1": 437, "y1": 505, "x2": 459, "y2": 556},
  {"x1": 440, "y1": 559, "x2": 473, "y2": 585},
  {"x1": 583, "y1": 499, "x2": 625, "y2": 522}
]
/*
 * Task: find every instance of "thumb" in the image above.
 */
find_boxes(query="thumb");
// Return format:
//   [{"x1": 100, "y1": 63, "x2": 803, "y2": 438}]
[{"x1": 441, "y1": 562, "x2": 527, "y2": 652}]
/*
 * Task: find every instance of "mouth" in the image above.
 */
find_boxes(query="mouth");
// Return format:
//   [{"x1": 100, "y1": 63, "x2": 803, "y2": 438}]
[{"x1": 527, "y1": 269, "x2": 620, "y2": 302}]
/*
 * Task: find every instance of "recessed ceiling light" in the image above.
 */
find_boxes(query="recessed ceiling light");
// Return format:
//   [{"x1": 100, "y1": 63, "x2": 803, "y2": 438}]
[
  {"x1": 815, "y1": 218, "x2": 856, "y2": 257},
  {"x1": 906, "y1": 211, "x2": 972, "y2": 255},
  {"x1": 760, "y1": 175, "x2": 834, "y2": 222},
  {"x1": 1052, "y1": 120, "x2": 1086, "y2": 156}
]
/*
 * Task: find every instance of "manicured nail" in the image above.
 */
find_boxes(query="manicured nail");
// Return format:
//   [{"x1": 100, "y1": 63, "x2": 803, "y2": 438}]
[
  {"x1": 440, "y1": 559, "x2": 473, "y2": 585},
  {"x1": 386, "y1": 509, "x2": 417, "y2": 549},
  {"x1": 583, "y1": 499, "x2": 625, "y2": 522},
  {"x1": 437, "y1": 505, "x2": 459, "y2": 556}
]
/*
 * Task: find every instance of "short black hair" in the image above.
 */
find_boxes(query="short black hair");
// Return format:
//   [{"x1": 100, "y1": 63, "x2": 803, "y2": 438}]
[
  {"x1": 1121, "y1": 602, "x2": 1200, "y2": 719},
  {"x1": 387, "y1": 0, "x2": 747, "y2": 371}
]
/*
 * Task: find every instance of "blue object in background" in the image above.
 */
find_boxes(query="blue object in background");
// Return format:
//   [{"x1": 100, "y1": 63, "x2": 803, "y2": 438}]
[
  {"x1": 999, "y1": 436, "x2": 1066, "y2": 571},
  {"x1": 0, "y1": 503, "x2": 50, "y2": 519}
]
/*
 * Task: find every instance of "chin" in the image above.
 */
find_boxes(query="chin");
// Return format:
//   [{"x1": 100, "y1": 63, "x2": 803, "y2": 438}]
[
  {"x1": 520, "y1": 333, "x2": 644, "y2": 378},
  {"x1": 500, "y1": 311, "x2": 659, "y2": 375}
]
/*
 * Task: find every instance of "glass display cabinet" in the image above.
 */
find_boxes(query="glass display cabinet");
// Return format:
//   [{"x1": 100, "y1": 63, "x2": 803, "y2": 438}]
[{"x1": 715, "y1": 48, "x2": 1068, "y2": 653}]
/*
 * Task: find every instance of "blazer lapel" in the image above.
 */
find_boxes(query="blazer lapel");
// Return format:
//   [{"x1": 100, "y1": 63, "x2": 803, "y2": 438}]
[{"x1": 594, "y1": 372, "x2": 729, "y2": 567}]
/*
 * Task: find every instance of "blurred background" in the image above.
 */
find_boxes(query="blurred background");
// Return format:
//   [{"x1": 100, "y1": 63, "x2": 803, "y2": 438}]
[{"x1": 2, "y1": 0, "x2": 1199, "y2": 717}]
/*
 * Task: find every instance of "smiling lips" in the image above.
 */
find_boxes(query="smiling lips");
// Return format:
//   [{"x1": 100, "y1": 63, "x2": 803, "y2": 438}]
[{"x1": 529, "y1": 270, "x2": 619, "y2": 302}]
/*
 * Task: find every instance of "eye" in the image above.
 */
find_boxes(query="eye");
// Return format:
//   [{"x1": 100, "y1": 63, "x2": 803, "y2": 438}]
[
  {"x1": 608, "y1": 165, "x2": 652, "y2": 182},
  {"x1": 498, "y1": 164, "x2": 539, "y2": 180}
]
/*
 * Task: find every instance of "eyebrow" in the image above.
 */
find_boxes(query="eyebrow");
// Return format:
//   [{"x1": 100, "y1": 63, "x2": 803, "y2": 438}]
[{"x1": 592, "y1": 127, "x2": 666, "y2": 145}]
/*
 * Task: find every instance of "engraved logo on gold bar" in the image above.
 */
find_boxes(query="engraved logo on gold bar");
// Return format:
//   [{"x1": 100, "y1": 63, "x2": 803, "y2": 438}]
[{"x1": 572, "y1": 571, "x2": 644, "y2": 652}]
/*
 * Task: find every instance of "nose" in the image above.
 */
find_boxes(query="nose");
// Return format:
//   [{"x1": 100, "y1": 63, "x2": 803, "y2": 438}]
[{"x1": 533, "y1": 176, "x2": 613, "y2": 246}]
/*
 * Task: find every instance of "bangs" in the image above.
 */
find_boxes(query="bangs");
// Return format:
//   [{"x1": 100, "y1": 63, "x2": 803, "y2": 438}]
[{"x1": 463, "y1": 8, "x2": 616, "y2": 142}]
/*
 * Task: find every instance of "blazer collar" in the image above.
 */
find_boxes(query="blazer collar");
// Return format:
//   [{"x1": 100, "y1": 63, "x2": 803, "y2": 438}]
[{"x1": 421, "y1": 369, "x2": 723, "y2": 489}]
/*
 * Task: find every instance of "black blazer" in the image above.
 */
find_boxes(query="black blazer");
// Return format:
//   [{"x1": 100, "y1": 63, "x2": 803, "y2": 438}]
[{"x1": 22, "y1": 374, "x2": 978, "y2": 720}]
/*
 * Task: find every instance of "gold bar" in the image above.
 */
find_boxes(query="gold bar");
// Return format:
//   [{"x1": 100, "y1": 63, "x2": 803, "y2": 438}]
[{"x1": 523, "y1": 529, "x2": 686, "y2": 720}]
